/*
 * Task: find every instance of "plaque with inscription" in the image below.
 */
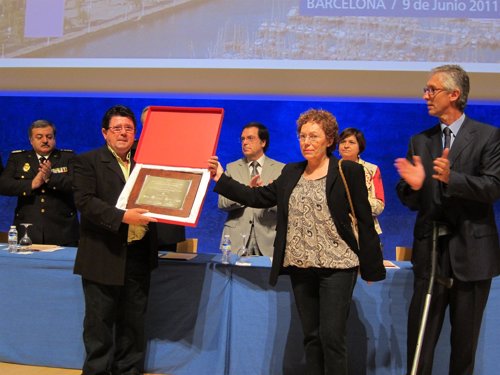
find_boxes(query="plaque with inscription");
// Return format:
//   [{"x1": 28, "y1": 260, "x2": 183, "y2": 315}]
[
  {"x1": 116, "y1": 106, "x2": 224, "y2": 226},
  {"x1": 127, "y1": 168, "x2": 202, "y2": 218}
]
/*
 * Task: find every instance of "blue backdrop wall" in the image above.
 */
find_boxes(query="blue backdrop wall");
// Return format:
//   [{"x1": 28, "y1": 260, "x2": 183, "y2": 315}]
[{"x1": 1, "y1": 93, "x2": 499, "y2": 259}]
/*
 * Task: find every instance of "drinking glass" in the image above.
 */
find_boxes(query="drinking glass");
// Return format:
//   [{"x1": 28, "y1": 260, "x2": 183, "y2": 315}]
[
  {"x1": 237, "y1": 233, "x2": 250, "y2": 262},
  {"x1": 18, "y1": 223, "x2": 33, "y2": 250}
]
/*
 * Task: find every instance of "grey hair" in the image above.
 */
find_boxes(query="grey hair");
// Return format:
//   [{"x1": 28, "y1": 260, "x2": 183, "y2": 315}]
[{"x1": 431, "y1": 65, "x2": 469, "y2": 112}]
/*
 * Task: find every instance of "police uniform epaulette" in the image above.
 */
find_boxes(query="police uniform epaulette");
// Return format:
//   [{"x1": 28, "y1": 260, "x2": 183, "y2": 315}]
[{"x1": 11, "y1": 150, "x2": 27, "y2": 154}]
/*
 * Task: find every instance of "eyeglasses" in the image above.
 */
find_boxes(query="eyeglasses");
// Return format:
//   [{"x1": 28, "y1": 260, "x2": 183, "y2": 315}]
[
  {"x1": 423, "y1": 87, "x2": 446, "y2": 97},
  {"x1": 298, "y1": 134, "x2": 321, "y2": 143},
  {"x1": 240, "y1": 135, "x2": 259, "y2": 143},
  {"x1": 108, "y1": 125, "x2": 135, "y2": 134}
]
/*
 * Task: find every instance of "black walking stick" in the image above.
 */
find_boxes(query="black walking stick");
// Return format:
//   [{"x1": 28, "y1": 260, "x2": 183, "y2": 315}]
[{"x1": 410, "y1": 221, "x2": 453, "y2": 375}]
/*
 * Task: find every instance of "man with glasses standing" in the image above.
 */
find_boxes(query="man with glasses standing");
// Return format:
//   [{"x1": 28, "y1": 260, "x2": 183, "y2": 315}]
[
  {"x1": 73, "y1": 105, "x2": 158, "y2": 375},
  {"x1": 0, "y1": 119, "x2": 79, "y2": 246},
  {"x1": 218, "y1": 122, "x2": 284, "y2": 257},
  {"x1": 395, "y1": 65, "x2": 500, "y2": 375}
]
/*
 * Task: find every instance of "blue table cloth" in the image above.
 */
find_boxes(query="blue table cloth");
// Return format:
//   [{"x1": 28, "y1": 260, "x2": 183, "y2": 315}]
[{"x1": 0, "y1": 245, "x2": 498, "y2": 374}]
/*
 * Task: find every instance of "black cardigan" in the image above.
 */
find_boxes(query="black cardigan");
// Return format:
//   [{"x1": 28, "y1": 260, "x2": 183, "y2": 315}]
[{"x1": 214, "y1": 155, "x2": 386, "y2": 286}]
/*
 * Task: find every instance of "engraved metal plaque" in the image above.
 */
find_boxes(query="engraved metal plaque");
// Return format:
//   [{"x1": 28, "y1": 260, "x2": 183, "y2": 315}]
[{"x1": 127, "y1": 168, "x2": 202, "y2": 218}]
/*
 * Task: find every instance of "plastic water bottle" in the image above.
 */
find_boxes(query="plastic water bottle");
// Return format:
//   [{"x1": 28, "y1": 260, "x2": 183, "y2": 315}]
[
  {"x1": 221, "y1": 234, "x2": 231, "y2": 265},
  {"x1": 8, "y1": 225, "x2": 18, "y2": 253}
]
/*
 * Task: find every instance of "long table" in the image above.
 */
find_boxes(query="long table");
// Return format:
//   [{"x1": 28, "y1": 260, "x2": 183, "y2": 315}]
[{"x1": 0, "y1": 245, "x2": 499, "y2": 375}]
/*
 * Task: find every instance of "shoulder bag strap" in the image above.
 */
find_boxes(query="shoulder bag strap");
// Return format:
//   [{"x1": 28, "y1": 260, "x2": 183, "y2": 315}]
[{"x1": 338, "y1": 159, "x2": 358, "y2": 226}]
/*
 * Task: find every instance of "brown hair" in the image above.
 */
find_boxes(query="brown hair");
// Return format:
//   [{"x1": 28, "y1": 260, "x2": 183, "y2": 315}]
[{"x1": 297, "y1": 109, "x2": 338, "y2": 156}]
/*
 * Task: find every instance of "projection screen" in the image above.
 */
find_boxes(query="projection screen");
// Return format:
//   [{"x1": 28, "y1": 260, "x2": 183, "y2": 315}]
[{"x1": 0, "y1": 0, "x2": 498, "y2": 98}]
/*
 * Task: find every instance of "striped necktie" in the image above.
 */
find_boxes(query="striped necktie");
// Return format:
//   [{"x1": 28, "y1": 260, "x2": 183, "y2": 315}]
[
  {"x1": 443, "y1": 127, "x2": 452, "y2": 150},
  {"x1": 250, "y1": 161, "x2": 259, "y2": 178}
]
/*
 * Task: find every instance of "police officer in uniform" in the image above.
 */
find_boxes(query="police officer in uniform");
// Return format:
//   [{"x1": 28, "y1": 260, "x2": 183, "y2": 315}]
[{"x1": 0, "y1": 120, "x2": 79, "y2": 246}]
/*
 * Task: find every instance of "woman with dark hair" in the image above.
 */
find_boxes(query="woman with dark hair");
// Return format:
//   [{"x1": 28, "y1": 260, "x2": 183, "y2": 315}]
[
  {"x1": 339, "y1": 128, "x2": 385, "y2": 234},
  {"x1": 208, "y1": 109, "x2": 385, "y2": 375}
]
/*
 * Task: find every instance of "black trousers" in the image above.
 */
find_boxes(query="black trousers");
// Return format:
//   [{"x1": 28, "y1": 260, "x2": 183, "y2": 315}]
[
  {"x1": 407, "y1": 243, "x2": 491, "y2": 375},
  {"x1": 81, "y1": 248, "x2": 151, "y2": 375},
  {"x1": 290, "y1": 267, "x2": 358, "y2": 375}
]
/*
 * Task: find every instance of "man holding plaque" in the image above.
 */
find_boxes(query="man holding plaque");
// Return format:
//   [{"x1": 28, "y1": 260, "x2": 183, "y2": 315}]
[
  {"x1": 218, "y1": 122, "x2": 284, "y2": 257},
  {"x1": 73, "y1": 105, "x2": 158, "y2": 375}
]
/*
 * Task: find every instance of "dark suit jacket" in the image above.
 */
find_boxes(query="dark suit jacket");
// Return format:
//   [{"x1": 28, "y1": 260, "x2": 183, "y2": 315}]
[
  {"x1": 0, "y1": 148, "x2": 79, "y2": 245},
  {"x1": 397, "y1": 117, "x2": 500, "y2": 281},
  {"x1": 156, "y1": 223, "x2": 185, "y2": 250},
  {"x1": 72, "y1": 145, "x2": 158, "y2": 286},
  {"x1": 215, "y1": 155, "x2": 386, "y2": 286}
]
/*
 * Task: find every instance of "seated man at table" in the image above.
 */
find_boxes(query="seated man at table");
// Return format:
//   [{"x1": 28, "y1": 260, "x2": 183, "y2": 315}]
[
  {"x1": 73, "y1": 105, "x2": 158, "y2": 375},
  {"x1": 218, "y1": 122, "x2": 284, "y2": 257},
  {"x1": 0, "y1": 119, "x2": 79, "y2": 246}
]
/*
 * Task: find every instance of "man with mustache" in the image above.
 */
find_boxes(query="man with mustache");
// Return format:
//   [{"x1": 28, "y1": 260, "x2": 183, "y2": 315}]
[{"x1": 0, "y1": 119, "x2": 79, "y2": 246}]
